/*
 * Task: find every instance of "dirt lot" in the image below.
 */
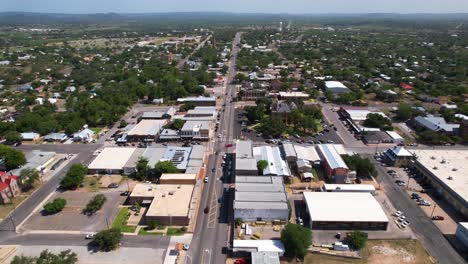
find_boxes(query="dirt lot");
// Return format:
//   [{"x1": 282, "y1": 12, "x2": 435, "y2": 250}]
[
  {"x1": 281, "y1": 240, "x2": 433, "y2": 264},
  {"x1": 47, "y1": 37, "x2": 171, "y2": 49}
]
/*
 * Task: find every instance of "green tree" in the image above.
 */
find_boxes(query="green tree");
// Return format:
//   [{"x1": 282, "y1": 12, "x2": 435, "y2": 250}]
[
  {"x1": 119, "y1": 120, "x2": 127, "y2": 128},
  {"x1": 93, "y1": 228, "x2": 123, "y2": 252},
  {"x1": 60, "y1": 164, "x2": 87, "y2": 190},
  {"x1": 164, "y1": 119, "x2": 186, "y2": 130},
  {"x1": 258, "y1": 116, "x2": 287, "y2": 137},
  {"x1": 363, "y1": 113, "x2": 393, "y2": 131},
  {"x1": 257, "y1": 160, "x2": 268, "y2": 175},
  {"x1": 134, "y1": 156, "x2": 149, "y2": 181},
  {"x1": 346, "y1": 231, "x2": 368, "y2": 250},
  {"x1": 281, "y1": 224, "x2": 312, "y2": 260},
  {"x1": 396, "y1": 102, "x2": 413, "y2": 121},
  {"x1": 4, "y1": 131, "x2": 22, "y2": 145},
  {"x1": 343, "y1": 155, "x2": 378, "y2": 177},
  {"x1": 84, "y1": 194, "x2": 107, "y2": 215},
  {"x1": 11, "y1": 249, "x2": 78, "y2": 264},
  {"x1": 19, "y1": 168, "x2": 40, "y2": 191},
  {"x1": 0, "y1": 145, "x2": 26, "y2": 170},
  {"x1": 43, "y1": 198, "x2": 67, "y2": 214},
  {"x1": 154, "y1": 160, "x2": 177, "y2": 179}
]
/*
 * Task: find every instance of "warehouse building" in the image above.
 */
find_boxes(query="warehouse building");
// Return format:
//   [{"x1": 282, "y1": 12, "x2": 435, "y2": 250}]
[
  {"x1": 253, "y1": 146, "x2": 291, "y2": 177},
  {"x1": 324, "y1": 81, "x2": 351, "y2": 94},
  {"x1": 316, "y1": 144, "x2": 350, "y2": 183},
  {"x1": 234, "y1": 176, "x2": 289, "y2": 222},
  {"x1": 127, "y1": 119, "x2": 167, "y2": 142},
  {"x1": 411, "y1": 149, "x2": 468, "y2": 218},
  {"x1": 303, "y1": 192, "x2": 388, "y2": 230},
  {"x1": 177, "y1": 96, "x2": 216, "y2": 106},
  {"x1": 88, "y1": 148, "x2": 137, "y2": 174}
]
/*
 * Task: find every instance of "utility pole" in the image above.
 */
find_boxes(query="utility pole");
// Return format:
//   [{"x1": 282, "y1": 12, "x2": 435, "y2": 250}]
[
  {"x1": 431, "y1": 204, "x2": 437, "y2": 217},
  {"x1": 106, "y1": 217, "x2": 110, "y2": 229}
]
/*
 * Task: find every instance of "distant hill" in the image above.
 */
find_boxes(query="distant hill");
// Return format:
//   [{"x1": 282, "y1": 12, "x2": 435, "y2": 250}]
[{"x1": 0, "y1": 12, "x2": 467, "y2": 25}]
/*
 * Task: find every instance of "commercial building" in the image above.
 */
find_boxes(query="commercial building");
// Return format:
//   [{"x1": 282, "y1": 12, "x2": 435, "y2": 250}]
[
  {"x1": 294, "y1": 145, "x2": 321, "y2": 166},
  {"x1": 233, "y1": 240, "x2": 285, "y2": 256},
  {"x1": 234, "y1": 176, "x2": 289, "y2": 222},
  {"x1": 316, "y1": 144, "x2": 350, "y2": 183},
  {"x1": 177, "y1": 96, "x2": 216, "y2": 106},
  {"x1": 385, "y1": 131, "x2": 404, "y2": 145},
  {"x1": 362, "y1": 131, "x2": 393, "y2": 144},
  {"x1": 322, "y1": 184, "x2": 376, "y2": 194},
  {"x1": 303, "y1": 192, "x2": 388, "y2": 230},
  {"x1": 122, "y1": 147, "x2": 166, "y2": 175},
  {"x1": 384, "y1": 146, "x2": 413, "y2": 167},
  {"x1": 127, "y1": 120, "x2": 167, "y2": 142},
  {"x1": 159, "y1": 173, "x2": 197, "y2": 185},
  {"x1": 455, "y1": 222, "x2": 468, "y2": 250},
  {"x1": 253, "y1": 146, "x2": 291, "y2": 177},
  {"x1": 251, "y1": 252, "x2": 280, "y2": 264},
  {"x1": 411, "y1": 149, "x2": 468, "y2": 218},
  {"x1": 129, "y1": 183, "x2": 195, "y2": 226},
  {"x1": 180, "y1": 120, "x2": 211, "y2": 140},
  {"x1": 185, "y1": 107, "x2": 217, "y2": 119},
  {"x1": 11, "y1": 150, "x2": 56, "y2": 175},
  {"x1": 324, "y1": 81, "x2": 351, "y2": 94},
  {"x1": 281, "y1": 143, "x2": 297, "y2": 162},
  {"x1": 339, "y1": 108, "x2": 388, "y2": 122},
  {"x1": 88, "y1": 148, "x2": 137, "y2": 174},
  {"x1": 161, "y1": 146, "x2": 192, "y2": 171},
  {"x1": 139, "y1": 107, "x2": 176, "y2": 120},
  {"x1": 235, "y1": 140, "x2": 257, "y2": 175}
]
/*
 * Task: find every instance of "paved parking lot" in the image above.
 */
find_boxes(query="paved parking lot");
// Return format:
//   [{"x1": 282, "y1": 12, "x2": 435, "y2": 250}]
[{"x1": 22, "y1": 191, "x2": 125, "y2": 232}]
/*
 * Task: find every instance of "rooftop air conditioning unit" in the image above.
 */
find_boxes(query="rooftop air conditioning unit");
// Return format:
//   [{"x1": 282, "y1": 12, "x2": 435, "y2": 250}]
[
  {"x1": 169, "y1": 191, "x2": 175, "y2": 195},
  {"x1": 447, "y1": 176, "x2": 453, "y2": 180},
  {"x1": 431, "y1": 156, "x2": 436, "y2": 160},
  {"x1": 452, "y1": 168, "x2": 458, "y2": 171},
  {"x1": 441, "y1": 159, "x2": 446, "y2": 164},
  {"x1": 433, "y1": 166, "x2": 438, "y2": 170}
]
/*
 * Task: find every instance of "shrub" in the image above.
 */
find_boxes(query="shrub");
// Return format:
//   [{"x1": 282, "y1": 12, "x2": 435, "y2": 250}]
[
  {"x1": 44, "y1": 198, "x2": 67, "y2": 214},
  {"x1": 93, "y1": 228, "x2": 122, "y2": 252},
  {"x1": 346, "y1": 231, "x2": 368, "y2": 250},
  {"x1": 84, "y1": 194, "x2": 107, "y2": 214}
]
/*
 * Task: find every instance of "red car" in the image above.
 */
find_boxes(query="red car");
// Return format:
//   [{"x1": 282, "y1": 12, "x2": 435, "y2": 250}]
[
  {"x1": 204, "y1": 206, "x2": 210, "y2": 214},
  {"x1": 234, "y1": 259, "x2": 247, "y2": 264},
  {"x1": 225, "y1": 143, "x2": 233, "y2": 148},
  {"x1": 432, "y1": 216, "x2": 444, "y2": 221}
]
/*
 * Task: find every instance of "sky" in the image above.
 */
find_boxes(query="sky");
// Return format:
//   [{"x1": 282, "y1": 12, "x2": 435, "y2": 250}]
[{"x1": 1, "y1": 0, "x2": 468, "y2": 14}]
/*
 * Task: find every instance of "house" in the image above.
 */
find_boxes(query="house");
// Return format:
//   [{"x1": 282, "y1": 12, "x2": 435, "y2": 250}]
[
  {"x1": 20, "y1": 132, "x2": 40, "y2": 141},
  {"x1": 72, "y1": 128, "x2": 95, "y2": 143},
  {"x1": 411, "y1": 115, "x2": 460, "y2": 135},
  {"x1": 65, "y1": 86, "x2": 76, "y2": 92},
  {"x1": 400, "y1": 82, "x2": 414, "y2": 90},
  {"x1": 17, "y1": 84, "x2": 33, "y2": 92},
  {"x1": 0, "y1": 171, "x2": 20, "y2": 204},
  {"x1": 43, "y1": 133, "x2": 67, "y2": 142},
  {"x1": 0, "y1": 60, "x2": 11, "y2": 66},
  {"x1": 383, "y1": 146, "x2": 413, "y2": 167},
  {"x1": 270, "y1": 100, "x2": 297, "y2": 121}
]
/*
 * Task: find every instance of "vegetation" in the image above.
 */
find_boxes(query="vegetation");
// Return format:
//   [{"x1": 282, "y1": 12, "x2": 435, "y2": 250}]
[
  {"x1": 60, "y1": 164, "x2": 87, "y2": 190},
  {"x1": 11, "y1": 249, "x2": 78, "y2": 264},
  {"x1": 343, "y1": 155, "x2": 377, "y2": 178},
  {"x1": 154, "y1": 160, "x2": 178, "y2": 178},
  {"x1": 43, "y1": 198, "x2": 67, "y2": 214},
  {"x1": 164, "y1": 119, "x2": 186, "y2": 130},
  {"x1": 93, "y1": 228, "x2": 123, "y2": 252},
  {"x1": 134, "y1": 156, "x2": 150, "y2": 181},
  {"x1": 346, "y1": 231, "x2": 368, "y2": 250},
  {"x1": 19, "y1": 168, "x2": 39, "y2": 191},
  {"x1": 281, "y1": 224, "x2": 312, "y2": 260},
  {"x1": 84, "y1": 194, "x2": 107, "y2": 215},
  {"x1": 0, "y1": 145, "x2": 26, "y2": 170},
  {"x1": 112, "y1": 207, "x2": 137, "y2": 233},
  {"x1": 363, "y1": 113, "x2": 393, "y2": 131},
  {"x1": 257, "y1": 160, "x2": 268, "y2": 174}
]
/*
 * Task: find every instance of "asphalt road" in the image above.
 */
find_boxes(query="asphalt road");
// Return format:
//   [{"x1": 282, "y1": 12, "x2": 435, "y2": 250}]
[
  {"x1": 187, "y1": 32, "x2": 241, "y2": 264},
  {"x1": 368, "y1": 154, "x2": 466, "y2": 264},
  {"x1": 177, "y1": 35, "x2": 212, "y2": 70}
]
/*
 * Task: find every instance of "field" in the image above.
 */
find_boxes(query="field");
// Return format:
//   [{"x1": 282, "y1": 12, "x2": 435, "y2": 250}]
[
  {"x1": 282, "y1": 240, "x2": 434, "y2": 264},
  {"x1": 112, "y1": 207, "x2": 137, "y2": 233},
  {"x1": 46, "y1": 37, "x2": 171, "y2": 49}
]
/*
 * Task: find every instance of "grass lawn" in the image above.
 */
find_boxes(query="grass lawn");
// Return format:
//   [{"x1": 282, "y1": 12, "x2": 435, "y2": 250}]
[
  {"x1": 0, "y1": 195, "x2": 28, "y2": 220},
  {"x1": 282, "y1": 239, "x2": 432, "y2": 264},
  {"x1": 166, "y1": 227, "x2": 185, "y2": 236},
  {"x1": 84, "y1": 176, "x2": 101, "y2": 192},
  {"x1": 89, "y1": 127, "x2": 103, "y2": 134},
  {"x1": 138, "y1": 228, "x2": 164, "y2": 236},
  {"x1": 112, "y1": 207, "x2": 137, "y2": 233}
]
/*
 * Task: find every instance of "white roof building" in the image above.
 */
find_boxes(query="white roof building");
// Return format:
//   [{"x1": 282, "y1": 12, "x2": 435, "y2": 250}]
[
  {"x1": 233, "y1": 240, "x2": 285, "y2": 256},
  {"x1": 88, "y1": 148, "x2": 137, "y2": 172},
  {"x1": 325, "y1": 81, "x2": 351, "y2": 94},
  {"x1": 322, "y1": 184, "x2": 376, "y2": 193},
  {"x1": 128, "y1": 120, "x2": 166, "y2": 137},
  {"x1": 20, "y1": 132, "x2": 40, "y2": 141},
  {"x1": 253, "y1": 146, "x2": 291, "y2": 177}
]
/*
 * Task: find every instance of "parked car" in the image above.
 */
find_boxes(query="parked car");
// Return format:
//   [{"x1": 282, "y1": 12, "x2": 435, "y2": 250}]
[
  {"x1": 108, "y1": 183, "x2": 119, "y2": 188},
  {"x1": 204, "y1": 177, "x2": 209, "y2": 183},
  {"x1": 432, "y1": 216, "x2": 444, "y2": 221},
  {"x1": 394, "y1": 211, "x2": 403, "y2": 217},
  {"x1": 120, "y1": 191, "x2": 129, "y2": 196},
  {"x1": 85, "y1": 233, "x2": 96, "y2": 239},
  {"x1": 296, "y1": 217, "x2": 303, "y2": 226},
  {"x1": 204, "y1": 206, "x2": 210, "y2": 214},
  {"x1": 225, "y1": 143, "x2": 233, "y2": 148},
  {"x1": 401, "y1": 221, "x2": 410, "y2": 228}
]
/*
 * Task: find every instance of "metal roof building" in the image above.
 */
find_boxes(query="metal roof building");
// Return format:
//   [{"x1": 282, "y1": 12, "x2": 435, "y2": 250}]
[
  {"x1": 88, "y1": 148, "x2": 137, "y2": 174},
  {"x1": 236, "y1": 140, "x2": 253, "y2": 159},
  {"x1": 251, "y1": 252, "x2": 280, "y2": 264},
  {"x1": 303, "y1": 192, "x2": 388, "y2": 230},
  {"x1": 234, "y1": 176, "x2": 289, "y2": 221},
  {"x1": 316, "y1": 144, "x2": 350, "y2": 183},
  {"x1": 233, "y1": 240, "x2": 285, "y2": 256},
  {"x1": 253, "y1": 146, "x2": 291, "y2": 177},
  {"x1": 325, "y1": 81, "x2": 351, "y2": 94}
]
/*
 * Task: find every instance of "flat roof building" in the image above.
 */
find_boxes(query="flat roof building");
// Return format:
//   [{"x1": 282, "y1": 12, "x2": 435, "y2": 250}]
[
  {"x1": 130, "y1": 183, "x2": 195, "y2": 226},
  {"x1": 180, "y1": 120, "x2": 212, "y2": 140},
  {"x1": 236, "y1": 140, "x2": 253, "y2": 159},
  {"x1": 322, "y1": 184, "x2": 376, "y2": 194},
  {"x1": 11, "y1": 150, "x2": 56, "y2": 175},
  {"x1": 127, "y1": 120, "x2": 167, "y2": 141},
  {"x1": 159, "y1": 173, "x2": 197, "y2": 185},
  {"x1": 411, "y1": 149, "x2": 468, "y2": 218},
  {"x1": 233, "y1": 240, "x2": 285, "y2": 256},
  {"x1": 325, "y1": 81, "x2": 351, "y2": 94},
  {"x1": 88, "y1": 148, "x2": 137, "y2": 174},
  {"x1": 303, "y1": 192, "x2": 388, "y2": 230},
  {"x1": 177, "y1": 96, "x2": 216, "y2": 106}
]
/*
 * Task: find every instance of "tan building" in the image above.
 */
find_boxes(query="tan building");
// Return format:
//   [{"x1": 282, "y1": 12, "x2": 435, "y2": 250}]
[
  {"x1": 129, "y1": 183, "x2": 195, "y2": 226},
  {"x1": 159, "y1": 173, "x2": 197, "y2": 185}
]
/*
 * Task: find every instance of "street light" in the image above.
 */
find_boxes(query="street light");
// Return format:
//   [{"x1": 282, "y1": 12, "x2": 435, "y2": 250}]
[{"x1": 431, "y1": 204, "x2": 438, "y2": 217}]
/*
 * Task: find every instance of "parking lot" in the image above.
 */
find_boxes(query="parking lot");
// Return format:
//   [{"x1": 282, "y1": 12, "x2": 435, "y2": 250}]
[{"x1": 22, "y1": 190, "x2": 126, "y2": 232}]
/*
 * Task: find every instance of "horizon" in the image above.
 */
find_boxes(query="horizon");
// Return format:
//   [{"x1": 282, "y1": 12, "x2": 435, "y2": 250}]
[{"x1": 2, "y1": 0, "x2": 468, "y2": 14}]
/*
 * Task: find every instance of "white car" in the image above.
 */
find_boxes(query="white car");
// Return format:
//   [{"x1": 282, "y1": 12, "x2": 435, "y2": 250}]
[
  {"x1": 85, "y1": 233, "x2": 96, "y2": 239},
  {"x1": 183, "y1": 244, "x2": 190, "y2": 250},
  {"x1": 401, "y1": 221, "x2": 410, "y2": 228},
  {"x1": 394, "y1": 211, "x2": 403, "y2": 217},
  {"x1": 204, "y1": 177, "x2": 209, "y2": 183},
  {"x1": 398, "y1": 216, "x2": 406, "y2": 222}
]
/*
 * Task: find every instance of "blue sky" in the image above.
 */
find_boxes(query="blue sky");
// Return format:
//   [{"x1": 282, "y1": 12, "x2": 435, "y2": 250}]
[{"x1": 1, "y1": 0, "x2": 467, "y2": 14}]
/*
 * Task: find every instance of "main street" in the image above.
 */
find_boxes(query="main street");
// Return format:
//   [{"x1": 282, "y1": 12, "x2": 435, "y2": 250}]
[{"x1": 187, "y1": 32, "x2": 241, "y2": 264}]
